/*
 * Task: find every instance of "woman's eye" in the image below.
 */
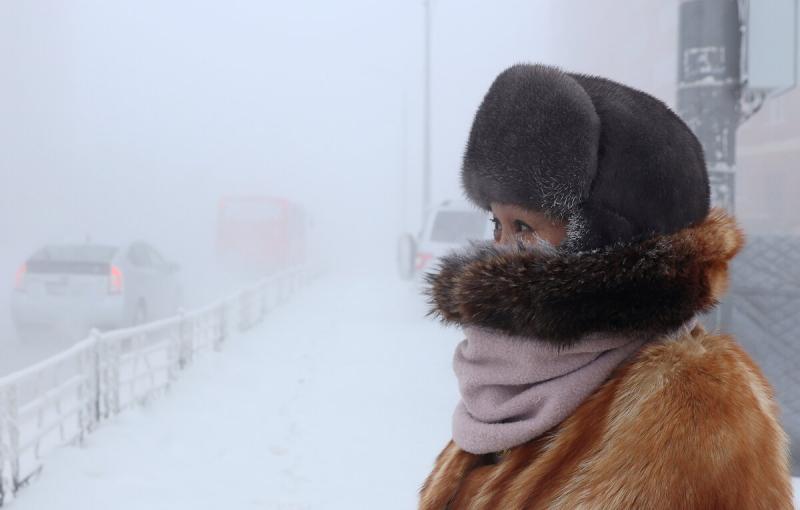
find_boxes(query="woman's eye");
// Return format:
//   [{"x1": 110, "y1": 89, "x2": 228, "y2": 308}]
[
  {"x1": 514, "y1": 220, "x2": 534, "y2": 233},
  {"x1": 491, "y1": 218, "x2": 501, "y2": 240}
]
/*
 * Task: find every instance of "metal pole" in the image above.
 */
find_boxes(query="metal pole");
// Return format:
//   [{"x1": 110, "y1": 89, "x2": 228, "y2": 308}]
[
  {"x1": 400, "y1": 91, "x2": 408, "y2": 233},
  {"x1": 422, "y1": 0, "x2": 432, "y2": 222},
  {"x1": 677, "y1": 0, "x2": 743, "y2": 331},
  {"x1": 677, "y1": 0, "x2": 742, "y2": 213}
]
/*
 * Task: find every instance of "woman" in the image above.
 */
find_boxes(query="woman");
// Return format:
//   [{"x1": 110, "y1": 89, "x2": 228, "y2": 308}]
[{"x1": 419, "y1": 65, "x2": 792, "y2": 509}]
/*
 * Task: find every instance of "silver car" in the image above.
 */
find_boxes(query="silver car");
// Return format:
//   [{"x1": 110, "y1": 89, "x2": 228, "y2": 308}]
[{"x1": 11, "y1": 242, "x2": 182, "y2": 339}]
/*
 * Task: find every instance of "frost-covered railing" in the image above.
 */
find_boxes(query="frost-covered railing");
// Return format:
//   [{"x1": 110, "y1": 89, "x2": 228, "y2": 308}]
[{"x1": 0, "y1": 268, "x2": 307, "y2": 505}]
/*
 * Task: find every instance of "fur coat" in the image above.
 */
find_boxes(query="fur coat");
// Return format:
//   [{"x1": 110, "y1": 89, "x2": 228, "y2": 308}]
[{"x1": 419, "y1": 210, "x2": 793, "y2": 509}]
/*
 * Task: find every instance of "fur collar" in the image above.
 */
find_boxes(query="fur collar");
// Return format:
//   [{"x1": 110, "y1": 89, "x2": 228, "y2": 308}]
[{"x1": 425, "y1": 209, "x2": 743, "y2": 345}]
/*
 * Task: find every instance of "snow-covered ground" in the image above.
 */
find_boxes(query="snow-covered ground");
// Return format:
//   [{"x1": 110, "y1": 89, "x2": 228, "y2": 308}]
[
  {"x1": 6, "y1": 274, "x2": 799, "y2": 508},
  {"x1": 9, "y1": 274, "x2": 461, "y2": 509}
]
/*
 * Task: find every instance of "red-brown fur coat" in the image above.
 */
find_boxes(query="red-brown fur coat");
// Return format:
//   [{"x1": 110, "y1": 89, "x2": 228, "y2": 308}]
[{"x1": 420, "y1": 211, "x2": 793, "y2": 509}]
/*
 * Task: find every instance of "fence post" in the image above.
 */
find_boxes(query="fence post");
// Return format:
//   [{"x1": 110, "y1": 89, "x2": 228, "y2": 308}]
[
  {"x1": 215, "y1": 303, "x2": 227, "y2": 352},
  {"x1": 96, "y1": 330, "x2": 120, "y2": 419},
  {"x1": 177, "y1": 308, "x2": 191, "y2": 370},
  {"x1": 76, "y1": 346, "x2": 93, "y2": 443},
  {"x1": 109, "y1": 340, "x2": 121, "y2": 417},
  {"x1": 238, "y1": 293, "x2": 247, "y2": 333},
  {"x1": 91, "y1": 329, "x2": 104, "y2": 424},
  {"x1": 167, "y1": 317, "x2": 178, "y2": 383},
  {"x1": 76, "y1": 350, "x2": 84, "y2": 445},
  {"x1": 259, "y1": 284, "x2": 268, "y2": 323},
  {"x1": 3, "y1": 387, "x2": 19, "y2": 500},
  {"x1": 0, "y1": 388, "x2": 7, "y2": 505}
]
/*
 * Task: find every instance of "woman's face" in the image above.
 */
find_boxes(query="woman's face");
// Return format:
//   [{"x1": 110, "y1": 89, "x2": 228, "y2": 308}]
[{"x1": 490, "y1": 203, "x2": 567, "y2": 247}]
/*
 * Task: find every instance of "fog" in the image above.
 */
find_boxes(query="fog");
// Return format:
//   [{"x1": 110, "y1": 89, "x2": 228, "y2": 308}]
[
  {"x1": 0, "y1": 0, "x2": 567, "y2": 372},
  {"x1": 1, "y1": 1, "x2": 414, "y2": 358},
  {"x1": 0, "y1": 1, "x2": 420, "y2": 278},
  {"x1": 1, "y1": 0, "x2": 798, "y2": 506}
]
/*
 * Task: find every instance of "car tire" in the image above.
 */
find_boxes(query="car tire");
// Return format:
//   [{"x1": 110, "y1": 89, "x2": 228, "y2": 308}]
[{"x1": 397, "y1": 233, "x2": 417, "y2": 281}]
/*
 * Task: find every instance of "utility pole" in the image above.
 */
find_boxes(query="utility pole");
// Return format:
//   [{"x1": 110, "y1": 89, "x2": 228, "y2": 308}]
[
  {"x1": 677, "y1": 0, "x2": 742, "y2": 213},
  {"x1": 422, "y1": 0, "x2": 432, "y2": 223},
  {"x1": 677, "y1": 0, "x2": 743, "y2": 331}
]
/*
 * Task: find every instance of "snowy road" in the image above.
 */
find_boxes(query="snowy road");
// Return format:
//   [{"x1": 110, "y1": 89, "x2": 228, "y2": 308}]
[
  {"x1": 9, "y1": 274, "x2": 461, "y2": 510},
  {"x1": 0, "y1": 331, "x2": 84, "y2": 377}
]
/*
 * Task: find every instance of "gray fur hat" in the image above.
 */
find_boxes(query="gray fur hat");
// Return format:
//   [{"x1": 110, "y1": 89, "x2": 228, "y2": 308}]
[{"x1": 462, "y1": 64, "x2": 710, "y2": 251}]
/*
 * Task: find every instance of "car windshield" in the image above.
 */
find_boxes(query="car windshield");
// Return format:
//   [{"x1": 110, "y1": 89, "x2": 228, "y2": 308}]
[
  {"x1": 430, "y1": 210, "x2": 487, "y2": 243},
  {"x1": 31, "y1": 245, "x2": 117, "y2": 263}
]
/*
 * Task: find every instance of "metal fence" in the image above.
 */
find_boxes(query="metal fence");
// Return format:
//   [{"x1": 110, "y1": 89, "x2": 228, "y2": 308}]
[
  {"x1": 727, "y1": 235, "x2": 800, "y2": 475},
  {"x1": 0, "y1": 268, "x2": 307, "y2": 505}
]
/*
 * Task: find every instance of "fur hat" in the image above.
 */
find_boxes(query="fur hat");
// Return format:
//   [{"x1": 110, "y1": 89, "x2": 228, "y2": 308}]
[{"x1": 462, "y1": 64, "x2": 710, "y2": 251}]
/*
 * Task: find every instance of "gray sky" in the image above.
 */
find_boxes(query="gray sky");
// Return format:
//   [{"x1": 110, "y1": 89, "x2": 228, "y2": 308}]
[{"x1": 0, "y1": 0, "x2": 562, "y2": 285}]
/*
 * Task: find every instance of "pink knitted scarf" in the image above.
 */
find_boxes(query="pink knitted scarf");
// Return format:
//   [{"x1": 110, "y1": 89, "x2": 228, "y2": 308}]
[{"x1": 452, "y1": 326, "x2": 646, "y2": 455}]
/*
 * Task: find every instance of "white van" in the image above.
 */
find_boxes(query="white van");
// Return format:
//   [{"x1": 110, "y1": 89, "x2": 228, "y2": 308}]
[{"x1": 397, "y1": 201, "x2": 491, "y2": 280}]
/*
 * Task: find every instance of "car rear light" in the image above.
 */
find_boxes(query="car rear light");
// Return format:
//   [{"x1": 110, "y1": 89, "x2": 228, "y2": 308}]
[
  {"x1": 108, "y1": 265, "x2": 124, "y2": 294},
  {"x1": 14, "y1": 263, "x2": 26, "y2": 291},
  {"x1": 415, "y1": 252, "x2": 433, "y2": 271}
]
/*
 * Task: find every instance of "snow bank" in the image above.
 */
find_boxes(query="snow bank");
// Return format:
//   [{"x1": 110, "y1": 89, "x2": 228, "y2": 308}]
[{"x1": 10, "y1": 275, "x2": 460, "y2": 509}]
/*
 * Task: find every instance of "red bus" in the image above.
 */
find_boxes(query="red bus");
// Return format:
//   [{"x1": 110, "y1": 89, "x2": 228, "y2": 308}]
[{"x1": 216, "y1": 196, "x2": 307, "y2": 275}]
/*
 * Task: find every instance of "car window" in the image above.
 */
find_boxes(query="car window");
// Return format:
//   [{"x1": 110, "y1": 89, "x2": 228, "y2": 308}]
[
  {"x1": 32, "y1": 245, "x2": 117, "y2": 263},
  {"x1": 430, "y1": 211, "x2": 488, "y2": 243},
  {"x1": 128, "y1": 245, "x2": 151, "y2": 267}
]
